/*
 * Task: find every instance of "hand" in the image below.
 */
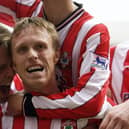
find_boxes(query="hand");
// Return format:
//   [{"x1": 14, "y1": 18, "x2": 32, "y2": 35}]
[
  {"x1": 99, "y1": 100, "x2": 129, "y2": 129},
  {"x1": 6, "y1": 93, "x2": 24, "y2": 116}
]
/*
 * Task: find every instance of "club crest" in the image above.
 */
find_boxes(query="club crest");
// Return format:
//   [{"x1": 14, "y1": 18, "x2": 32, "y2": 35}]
[
  {"x1": 61, "y1": 120, "x2": 77, "y2": 129},
  {"x1": 122, "y1": 92, "x2": 129, "y2": 101},
  {"x1": 59, "y1": 52, "x2": 71, "y2": 69}
]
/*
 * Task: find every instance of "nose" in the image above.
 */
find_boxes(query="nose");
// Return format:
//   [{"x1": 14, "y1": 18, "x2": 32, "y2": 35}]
[{"x1": 28, "y1": 49, "x2": 38, "y2": 60}]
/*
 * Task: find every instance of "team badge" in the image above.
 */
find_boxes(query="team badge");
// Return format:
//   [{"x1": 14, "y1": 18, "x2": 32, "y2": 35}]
[
  {"x1": 91, "y1": 55, "x2": 109, "y2": 70},
  {"x1": 61, "y1": 120, "x2": 77, "y2": 129},
  {"x1": 59, "y1": 52, "x2": 71, "y2": 69},
  {"x1": 122, "y1": 92, "x2": 129, "y2": 101}
]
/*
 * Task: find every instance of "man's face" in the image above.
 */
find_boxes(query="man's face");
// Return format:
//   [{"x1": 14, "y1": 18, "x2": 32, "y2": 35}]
[
  {"x1": 12, "y1": 27, "x2": 59, "y2": 93},
  {"x1": 0, "y1": 45, "x2": 14, "y2": 103}
]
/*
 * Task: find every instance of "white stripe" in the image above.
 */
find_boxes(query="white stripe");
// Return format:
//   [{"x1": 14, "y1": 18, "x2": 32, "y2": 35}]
[
  {"x1": 2, "y1": 116, "x2": 14, "y2": 129},
  {"x1": 76, "y1": 67, "x2": 110, "y2": 108},
  {"x1": 72, "y1": 19, "x2": 101, "y2": 85},
  {"x1": 80, "y1": 32, "x2": 101, "y2": 76},
  {"x1": 10, "y1": 81, "x2": 19, "y2": 93},
  {"x1": 0, "y1": 23, "x2": 13, "y2": 32},
  {"x1": 1, "y1": 103, "x2": 8, "y2": 114},
  {"x1": 112, "y1": 43, "x2": 129, "y2": 103},
  {"x1": 16, "y1": 0, "x2": 36, "y2": 6},
  {"x1": 31, "y1": 2, "x2": 43, "y2": 17},
  {"x1": 77, "y1": 118, "x2": 88, "y2": 129},
  {"x1": 24, "y1": 117, "x2": 38, "y2": 129},
  {"x1": 50, "y1": 119, "x2": 61, "y2": 129},
  {"x1": 75, "y1": 32, "x2": 109, "y2": 107},
  {"x1": 0, "y1": 5, "x2": 16, "y2": 19},
  {"x1": 32, "y1": 65, "x2": 109, "y2": 110},
  {"x1": 58, "y1": 11, "x2": 84, "y2": 47}
]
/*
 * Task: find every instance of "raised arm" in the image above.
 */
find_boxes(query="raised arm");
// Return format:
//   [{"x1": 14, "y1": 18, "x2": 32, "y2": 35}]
[{"x1": 22, "y1": 22, "x2": 112, "y2": 119}]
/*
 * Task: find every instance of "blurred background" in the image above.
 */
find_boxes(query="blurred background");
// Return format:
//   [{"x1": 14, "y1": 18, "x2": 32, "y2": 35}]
[{"x1": 74, "y1": 0, "x2": 129, "y2": 45}]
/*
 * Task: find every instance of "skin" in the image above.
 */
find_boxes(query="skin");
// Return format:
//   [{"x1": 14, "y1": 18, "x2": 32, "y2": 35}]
[
  {"x1": 7, "y1": 25, "x2": 60, "y2": 115},
  {"x1": 11, "y1": 26, "x2": 60, "y2": 95},
  {"x1": 99, "y1": 101, "x2": 129, "y2": 129},
  {"x1": 42, "y1": 0, "x2": 77, "y2": 25}
]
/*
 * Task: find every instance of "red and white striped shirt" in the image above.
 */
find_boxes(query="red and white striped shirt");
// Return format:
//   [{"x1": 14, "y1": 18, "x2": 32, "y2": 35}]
[
  {"x1": 0, "y1": 104, "x2": 89, "y2": 129},
  {"x1": 0, "y1": 0, "x2": 112, "y2": 119},
  {"x1": 0, "y1": 0, "x2": 43, "y2": 18},
  {"x1": 110, "y1": 42, "x2": 129, "y2": 104}
]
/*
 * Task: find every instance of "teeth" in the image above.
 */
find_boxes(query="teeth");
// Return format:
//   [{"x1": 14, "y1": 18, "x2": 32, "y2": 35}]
[
  {"x1": 27, "y1": 66, "x2": 44, "y2": 73},
  {"x1": 28, "y1": 66, "x2": 41, "y2": 71}
]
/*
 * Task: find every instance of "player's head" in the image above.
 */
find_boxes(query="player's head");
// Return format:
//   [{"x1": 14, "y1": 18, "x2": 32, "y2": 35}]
[{"x1": 10, "y1": 17, "x2": 60, "y2": 94}]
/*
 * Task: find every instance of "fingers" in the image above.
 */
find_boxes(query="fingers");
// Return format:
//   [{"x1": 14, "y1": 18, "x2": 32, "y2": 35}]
[
  {"x1": 99, "y1": 114, "x2": 111, "y2": 129},
  {"x1": 99, "y1": 115, "x2": 129, "y2": 129}
]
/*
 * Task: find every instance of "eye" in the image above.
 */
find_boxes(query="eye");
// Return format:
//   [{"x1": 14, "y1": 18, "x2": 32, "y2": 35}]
[
  {"x1": 35, "y1": 43, "x2": 47, "y2": 51},
  {"x1": 17, "y1": 46, "x2": 28, "y2": 54}
]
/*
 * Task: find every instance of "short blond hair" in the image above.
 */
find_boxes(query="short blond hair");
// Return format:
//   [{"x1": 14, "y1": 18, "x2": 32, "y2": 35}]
[{"x1": 11, "y1": 17, "x2": 60, "y2": 51}]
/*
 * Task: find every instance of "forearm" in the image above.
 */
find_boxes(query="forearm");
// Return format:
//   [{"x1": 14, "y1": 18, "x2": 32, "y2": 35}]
[{"x1": 23, "y1": 92, "x2": 112, "y2": 119}]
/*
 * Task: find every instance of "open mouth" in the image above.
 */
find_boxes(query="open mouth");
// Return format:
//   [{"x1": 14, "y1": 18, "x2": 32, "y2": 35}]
[{"x1": 27, "y1": 66, "x2": 44, "y2": 73}]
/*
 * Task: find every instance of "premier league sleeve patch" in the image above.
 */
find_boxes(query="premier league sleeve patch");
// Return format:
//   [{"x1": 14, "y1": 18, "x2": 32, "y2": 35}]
[{"x1": 91, "y1": 54, "x2": 109, "y2": 70}]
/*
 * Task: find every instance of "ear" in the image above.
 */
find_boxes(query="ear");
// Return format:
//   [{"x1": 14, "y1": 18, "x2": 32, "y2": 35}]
[{"x1": 54, "y1": 50, "x2": 60, "y2": 64}]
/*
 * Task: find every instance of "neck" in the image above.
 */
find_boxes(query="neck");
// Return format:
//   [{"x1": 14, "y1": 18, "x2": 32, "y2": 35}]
[
  {"x1": 43, "y1": 0, "x2": 77, "y2": 25},
  {"x1": 43, "y1": 79, "x2": 60, "y2": 95},
  {"x1": 24, "y1": 77, "x2": 60, "y2": 96}
]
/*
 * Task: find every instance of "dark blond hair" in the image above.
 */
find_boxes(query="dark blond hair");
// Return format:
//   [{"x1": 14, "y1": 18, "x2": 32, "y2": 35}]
[
  {"x1": 10, "y1": 17, "x2": 60, "y2": 51},
  {"x1": 0, "y1": 25, "x2": 11, "y2": 48}
]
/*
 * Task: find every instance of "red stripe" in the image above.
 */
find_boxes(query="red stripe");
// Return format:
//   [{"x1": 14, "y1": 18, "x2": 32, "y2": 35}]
[
  {"x1": 0, "y1": 0, "x2": 16, "y2": 11},
  {"x1": 86, "y1": 24, "x2": 110, "y2": 58},
  {"x1": 38, "y1": 119, "x2": 51, "y2": 129},
  {"x1": 59, "y1": 12, "x2": 92, "y2": 88},
  {"x1": 13, "y1": 116, "x2": 24, "y2": 129},
  {"x1": 13, "y1": 74, "x2": 24, "y2": 91},
  {"x1": 0, "y1": 13, "x2": 15, "y2": 26},
  {"x1": 62, "y1": 12, "x2": 92, "y2": 54},
  {"x1": 16, "y1": 0, "x2": 41, "y2": 17},
  {"x1": 48, "y1": 68, "x2": 95, "y2": 99},
  {"x1": 0, "y1": 0, "x2": 42, "y2": 18},
  {"x1": 36, "y1": 69, "x2": 107, "y2": 119},
  {"x1": 121, "y1": 49, "x2": 129, "y2": 101},
  {"x1": 109, "y1": 46, "x2": 118, "y2": 104},
  {"x1": 36, "y1": 82, "x2": 107, "y2": 119},
  {"x1": 110, "y1": 46, "x2": 116, "y2": 70}
]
